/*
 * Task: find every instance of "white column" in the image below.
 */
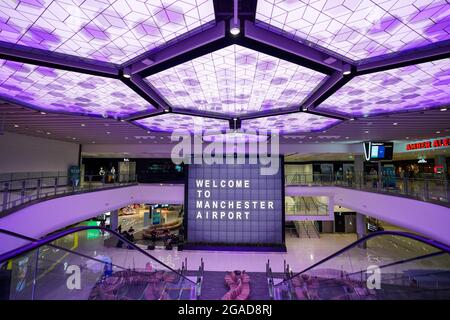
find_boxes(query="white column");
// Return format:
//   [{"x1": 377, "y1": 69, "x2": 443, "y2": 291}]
[
  {"x1": 356, "y1": 213, "x2": 367, "y2": 249},
  {"x1": 110, "y1": 209, "x2": 119, "y2": 232}
]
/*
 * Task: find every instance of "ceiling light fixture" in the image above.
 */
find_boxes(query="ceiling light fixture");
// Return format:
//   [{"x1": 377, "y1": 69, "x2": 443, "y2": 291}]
[
  {"x1": 441, "y1": 108, "x2": 447, "y2": 111},
  {"x1": 81, "y1": 124, "x2": 85, "y2": 127},
  {"x1": 393, "y1": 122, "x2": 398, "y2": 125},
  {"x1": 230, "y1": 0, "x2": 240, "y2": 35},
  {"x1": 14, "y1": 124, "x2": 19, "y2": 128},
  {"x1": 324, "y1": 57, "x2": 337, "y2": 64},
  {"x1": 40, "y1": 112, "x2": 46, "y2": 115},
  {"x1": 142, "y1": 58, "x2": 154, "y2": 66},
  {"x1": 123, "y1": 67, "x2": 131, "y2": 78}
]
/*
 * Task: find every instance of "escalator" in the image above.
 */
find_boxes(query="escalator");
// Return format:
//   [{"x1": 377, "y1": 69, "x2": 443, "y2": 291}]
[
  {"x1": 0, "y1": 227, "x2": 199, "y2": 300},
  {"x1": 272, "y1": 231, "x2": 450, "y2": 300}
]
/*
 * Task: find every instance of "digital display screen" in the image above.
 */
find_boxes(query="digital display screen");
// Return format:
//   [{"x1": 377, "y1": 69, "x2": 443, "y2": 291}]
[
  {"x1": 186, "y1": 162, "x2": 284, "y2": 246},
  {"x1": 364, "y1": 142, "x2": 393, "y2": 161}
]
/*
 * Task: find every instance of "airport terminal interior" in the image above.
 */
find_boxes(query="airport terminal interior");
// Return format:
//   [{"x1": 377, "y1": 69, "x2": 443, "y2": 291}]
[{"x1": 0, "y1": 0, "x2": 449, "y2": 301}]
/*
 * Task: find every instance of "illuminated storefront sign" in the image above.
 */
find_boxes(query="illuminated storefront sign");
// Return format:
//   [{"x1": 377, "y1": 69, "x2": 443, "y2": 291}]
[{"x1": 406, "y1": 138, "x2": 450, "y2": 151}]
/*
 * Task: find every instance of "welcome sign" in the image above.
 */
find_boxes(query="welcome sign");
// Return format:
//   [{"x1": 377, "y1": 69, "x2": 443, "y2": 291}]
[{"x1": 185, "y1": 162, "x2": 284, "y2": 249}]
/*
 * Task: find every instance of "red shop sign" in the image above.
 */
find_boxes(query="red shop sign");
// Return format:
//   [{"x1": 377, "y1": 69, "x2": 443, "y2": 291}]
[{"x1": 406, "y1": 138, "x2": 450, "y2": 151}]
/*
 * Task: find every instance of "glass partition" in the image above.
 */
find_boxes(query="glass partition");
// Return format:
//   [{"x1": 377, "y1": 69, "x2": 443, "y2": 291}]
[{"x1": 0, "y1": 227, "x2": 197, "y2": 300}]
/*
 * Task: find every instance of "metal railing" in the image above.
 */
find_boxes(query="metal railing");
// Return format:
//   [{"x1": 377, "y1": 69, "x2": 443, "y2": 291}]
[
  {"x1": 0, "y1": 173, "x2": 137, "y2": 216},
  {"x1": 286, "y1": 173, "x2": 449, "y2": 205}
]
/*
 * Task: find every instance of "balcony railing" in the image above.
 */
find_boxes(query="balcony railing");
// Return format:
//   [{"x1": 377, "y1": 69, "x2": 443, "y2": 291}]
[
  {"x1": 285, "y1": 173, "x2": 449, "y2": 205},
  {"x1": 0, "y1": 173, "x2": 137, "y2": 217}
]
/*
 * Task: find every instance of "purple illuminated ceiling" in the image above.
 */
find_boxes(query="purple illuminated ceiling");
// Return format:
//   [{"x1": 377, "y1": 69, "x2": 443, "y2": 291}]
[
  {"x1": 0, "y1": 59, "x2": 154, "y2": 117},
  {"x1": 203, "y1": 132, "x2": 269, "y2": 143},
  {"x1": 0, "y1": 0, "x2": 215, "y2": 64},
  {"x1": 318, "y1": 58, "x2": 450, "y2": 117},
  {"x1": 145, "y1": 44, "x2": 328, "y2": 116},
  {"x1": 255, "y1": 0, "x2": 450, "y2": 62},
  {"x1": 241, "y1": 113, "x2": 340, "y2": 134},
  {"x1": 135, "y1": 114, "x2": 229, "y2": 133}
]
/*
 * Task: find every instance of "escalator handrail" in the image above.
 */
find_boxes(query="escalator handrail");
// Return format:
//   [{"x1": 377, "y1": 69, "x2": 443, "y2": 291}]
[
  {"x1": 0, "y1": 226, "x2": 196, "y2": 285},
  {"x1": 275, "y1": 230, "x2": 450, "y2": 287}
]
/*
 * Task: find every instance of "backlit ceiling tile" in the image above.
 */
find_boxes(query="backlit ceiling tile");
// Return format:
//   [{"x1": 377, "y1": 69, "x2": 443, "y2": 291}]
[
  {"x1": 145, "y1": 45, "x2": 328, "y2": 116},
  {"x1": 241, "y1": 113, "x2": 340, "y2": 134},
  {"x1": 0, "y1": 0, "x2": 215, "y2": 64},
  {"x1": 256, "y1": 0, "x2": 450, "y2": 62},
  {"x1": 135, "y1": 114, "x2": 229, "y2": 133},
  {"x1": 317, "y1": 58, "x2": 450, "y2": 117},
  {"x1": 0, "y1": 59, "x2": 154, "y2": 117}
]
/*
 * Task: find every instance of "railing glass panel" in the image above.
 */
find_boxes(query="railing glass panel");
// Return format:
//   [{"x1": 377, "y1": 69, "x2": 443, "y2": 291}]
[
  {"x1": 0, "y1": 227, "x2": 197, "y2": 300},
  {"x1": 274, "y1": 232, "x2": 450, "y2": 300}
]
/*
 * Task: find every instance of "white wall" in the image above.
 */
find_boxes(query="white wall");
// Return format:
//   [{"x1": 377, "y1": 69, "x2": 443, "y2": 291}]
[
  {"x1": 286, "y1": 186, "x2": 450, "y2": 245},
  {"x1": 0, "y1": 132, "x2": 79, "y2": 173}
]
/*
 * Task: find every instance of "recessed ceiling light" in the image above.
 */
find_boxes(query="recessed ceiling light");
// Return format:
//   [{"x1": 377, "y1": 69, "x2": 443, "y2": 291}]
[
  {"x1": 40, "y1": 112, "x2": 46, "y2": 115},
  {"x1": 349, "y1": 118, "x2": 355, "y2": 121},
  {"x1": 342, "y1": 64, "x2": 351, "y2": 75},
  {"x1": 120, "y1": 119, "x2": 125, "y2": 122},
  {"x1": 46, "y1": 132, "x2": 51, "y2": 135},
  {"x1": 14, "y1": 124, "x2": 19, "y2": 128},
  {"x1": 147, "y1": 131, "x2": 150, "y2": 134},
  {"x1": 309, "y1": 137, "x2": 312, "y2": 139},
  {"x1": 123, "y1": 67, "x2": 131, "y2": 78},
  {"x1": 106, "y1": 131, "x2": 111, "y2": 134},
  {"x1": 363, "y1": 114, "x2": 369, "y2": 118},
  {"x1": 393, "y1": 122, "x2": 398, "y2": 125},
  {"x1": 72, "y1": 137, "x2": 76, "y2": 140},
  {"x1": 345, "y1": 137, "x2": 349, "y2": 139},
  {"x1": 440, "y1": 108, "x2": 447, "y2": 111},
  {"x1": 436, "y1": 131, "x2": 441, "y2": 134},
  {"x1": 81, "y1": 124, "x2": 85, "y2": 127},
  {"x1": 233, "y1": 118, "x2": 237, "y2": 121},
  {"x1": 406, "y1": 137, "x2": 409, "y2": 139},
  {"x1": 365, "y1": 130, "x2": 369, "y2": 134},
  {"x1": 164, "y1": 109, "x2": 170, "y2": 112},
  {"x1": 230, "y1": 18, "x2": 240, "y2": 35}
]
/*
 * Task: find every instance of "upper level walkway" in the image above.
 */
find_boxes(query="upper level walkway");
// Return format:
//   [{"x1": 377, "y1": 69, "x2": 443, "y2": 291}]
[{"x1": 0, "y1": 172, "x2": 449, "y2": 252}]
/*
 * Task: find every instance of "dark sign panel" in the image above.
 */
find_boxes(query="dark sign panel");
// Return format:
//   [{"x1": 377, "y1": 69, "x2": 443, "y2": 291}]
[{"x1": 186, "y1": 163, "x2": 284, "y2": 248}]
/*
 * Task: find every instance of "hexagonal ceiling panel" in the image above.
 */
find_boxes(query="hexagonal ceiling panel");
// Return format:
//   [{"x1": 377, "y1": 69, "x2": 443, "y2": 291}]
[
  {"x1": 145, "y1": 44, "x2": 328, "y2": 117},
  {"x1": 317, "y1": 58, "x2": 450, "y2": 117},
  {"x1": 255, "y1": 0, "x2": 450, "y2": 62},
  {"x1": 0, "y1": 0, "x2": 215, "y2": 64},
  {"x1": 0, "y1": 59, "x2": 155, "y2": 118},
  {"x1": 241, "y1": 113, "x2": 341, "y2": 134},
  {"x1": 134, "y1": 114, "x2": 230, "y2": 133}
]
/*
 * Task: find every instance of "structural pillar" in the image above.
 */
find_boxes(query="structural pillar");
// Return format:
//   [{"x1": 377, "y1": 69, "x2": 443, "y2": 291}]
[
  {"x1": 356, "y1": 213, "x2": 367, "y2": 249},
  {"x1": 354, "y1": 155, "x2": 364, "y2": 187},
  {"x1": 110, "y1": 209, "x2": 119, "y2": 232}
]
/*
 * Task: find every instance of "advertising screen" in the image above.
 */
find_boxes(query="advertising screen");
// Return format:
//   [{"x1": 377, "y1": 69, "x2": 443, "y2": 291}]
[
  {"x1": 185, "y1": 162, "x2": 284, "y2": 247},
  {"x1": 364, "y1": 142, "x2": 394, "y2": 161}
]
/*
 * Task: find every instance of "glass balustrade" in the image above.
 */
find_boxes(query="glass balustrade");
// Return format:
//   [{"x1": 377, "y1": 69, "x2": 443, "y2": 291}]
[{"x1": 0, "y1": 227, "x2": 197, "y2": 300}]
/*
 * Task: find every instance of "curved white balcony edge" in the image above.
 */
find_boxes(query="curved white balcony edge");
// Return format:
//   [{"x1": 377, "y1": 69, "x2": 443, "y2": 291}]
[{"x1": 0, "y1": 184, "x2": 449, "y2": 255}]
